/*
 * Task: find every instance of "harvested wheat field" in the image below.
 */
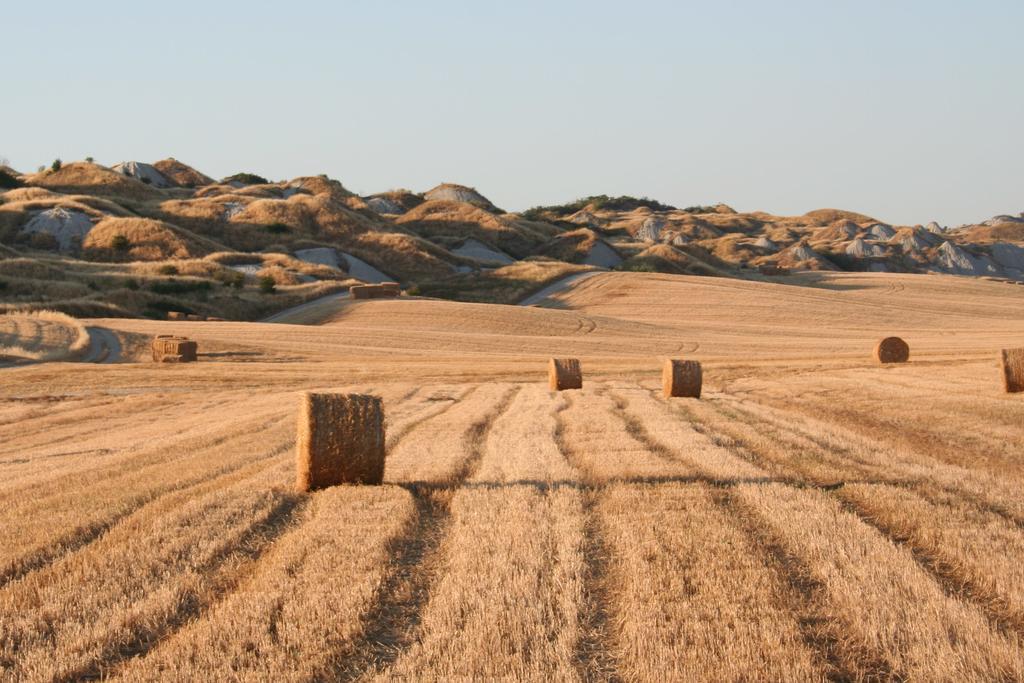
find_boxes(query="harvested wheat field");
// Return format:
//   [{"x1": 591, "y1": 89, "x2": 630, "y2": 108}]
[{"x1": 2, "y1": 270, "x2": 1024, "y2": 681}]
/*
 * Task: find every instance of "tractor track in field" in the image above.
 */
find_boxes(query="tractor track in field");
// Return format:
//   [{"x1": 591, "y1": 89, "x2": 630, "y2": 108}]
[
  {"x1": 67, "y1": 492, "x2": 306, "y2": 682},
  {"x1": 0, "y1": 417, "x2": 293, "y2": 591},
  {"x1": 652, "y1": 386, "x2": 1024, "y2": 642},
  {"x1": 551, "y1": 395, "x2": 622, "y2": 682},
  {"x1": 333, "y1": 386, "x2": 520, "y2": 680}
]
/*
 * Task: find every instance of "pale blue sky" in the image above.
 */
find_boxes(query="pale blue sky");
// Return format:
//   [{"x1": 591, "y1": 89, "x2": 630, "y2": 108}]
[{"x1": 3, "y1": 1, "x2": 1021, "y2": 226}]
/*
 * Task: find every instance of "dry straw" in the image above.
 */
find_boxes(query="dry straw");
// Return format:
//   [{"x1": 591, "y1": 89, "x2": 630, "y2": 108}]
[
  {"x1": 874, "y1": 337, "x2": 910, "y2": 364},
  {"x1": 1000, "y1": 348, "x2": 1024, "y2": 393},
  {"x1": 549, "y1": 358, "x2": 582, "y2": 391},
  {"x1": 380, "y1": 282, "x2": 401, "y2": 296},
  {"x1": 151, "y1": 336, "x2": 198, "y2": 363},
  {"x1": 295, "y1": 392, "x2": 385, "y2": 491},
  {"x1": 663, "y1": 359, "x2": 702, "y2": 398}
]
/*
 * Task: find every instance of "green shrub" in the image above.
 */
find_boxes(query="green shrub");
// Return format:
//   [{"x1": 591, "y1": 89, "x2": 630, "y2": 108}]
[
  {"x1": 0, "y1": 169, "x2": 21, "y2": 189},
  {"x1": 0, "y1": 279, "x2": 7, "y2": 291},
  {"x1": 111, "y1": 234, "x2": 130, "y2": 253},
  {"x1": 28, "y1": 232, "x2": 59, "y2": 251},
  {"x1": 85, "y1": 156, "x2": 94, "y2": 163},
  {"x1": 124, "y1": 278, "x2": 140, "y2": 290},
  {"x1": 223, "y1": 172, "x2": 269, "y2": 186},
  {"x1": 148, "y1": 279, "x2": 213, "y2": 295},
  {"x1": 258, "y1": 276, "x2": 276, "y2": 294},
  {"x1": 522, "y1": 194, "x2": 676, "y2": 220},
  {"x1": 264, "y1": 222, "x2": 290, "y2": 235},
  {"x1": 50, "y1": 158, "x2": 62, "y2": 172},
  {"x1": 158, "y1": 264, "x2": 179, "y2": 275},
  {"x1": 619, "y1": 260, "x2": 658, "y2": 273}
]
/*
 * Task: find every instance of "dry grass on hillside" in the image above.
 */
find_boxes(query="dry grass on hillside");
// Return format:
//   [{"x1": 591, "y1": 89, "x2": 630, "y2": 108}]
[
  {"x1": 397, "y1": 200, "x2": 555, "y2": 258},
  {"x1": 83, "y1": 217, "x2": 227, "y2": 261},
  {"x1": 0, "y1": 309, "x2": 90, "y2": 360},
  {"x1": 1, "y1": 271, "x2": 1023, "y2": 680},
  {"x1": 24, "y1": 162, "x2": 170, "y2": 202},
  {"x1": 415, "y1": 258, "x2": 596, "y2": 304}
]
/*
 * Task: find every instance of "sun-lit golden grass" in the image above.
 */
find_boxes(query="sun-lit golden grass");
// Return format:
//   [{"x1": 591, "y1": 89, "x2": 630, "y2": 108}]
[
  {"x1": 1, "y1": 270, "x2": 1024, "y2": 679},
  {"x1": 598, "y1": 484, "x2": 826, "y2": 681},
  {"x1": 416, "y1": 258, "x2": 597, "y2": 305},
  {"x1": 0, "y1": 309, "x2": 90, "y2": 360},
  {"x1": 734, "y1": 484, "x2": 1023, "y2": 680},
  {"x1": 117, "y1": 486, "x2": 415, "y2": 682},
  {"x1": 376, "y1": 487, "x2": 585, "y2": 681},
  {"x1": 396, "y1": 199, "x2": 556, "y2": 258},
  {"x1": 151, "y1": 158, "x2": 214, "y2": 188},
  {"x1": 24, "y1": 162, "x2": 170, "y2": 202},
  {"x1": 838, "y1": 483, "x2": 1024, "y2": 632},
  {"x1": 82, "y1": 216, "x2": 227, "y2": 260}
]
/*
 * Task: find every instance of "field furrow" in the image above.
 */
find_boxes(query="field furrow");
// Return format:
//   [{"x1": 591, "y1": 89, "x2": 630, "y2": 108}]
[
  {"x1": 0, "y1": 411, "x2": 293, "y2": 588},
  {"x1": 470, "y1": 384, "x2": 575, "y2": 484},
  {"x1": 606, "y1": 383, "x2": 768, "y2": 482},
  {"x1": 0, "y1": 459, "x2": 300, "y2": 682},
  {"x1": 733, "y1": 483, "x2": 1024, "y2": 680},
  {"x1": 598, "y1": 483, "x2": 828, "y2": 681},
  {"x1": 838, "y1": 482, "x2": 1024, "y2": 634},
  {"x1": 114, "y1": 486, "x2": 416, "y2": 682},
  {"x1": 384, "y1": 383, "x2": 516, "y2": 484},
  {"x1": 329, "y1": 383, "x2": 521, "y2": 678},
  {"x1": 374, "y1": 486, "x2": 586, "y2": 682},
  {"x1": 555, "y1": 387, "x2": 693, "y2": 483}
]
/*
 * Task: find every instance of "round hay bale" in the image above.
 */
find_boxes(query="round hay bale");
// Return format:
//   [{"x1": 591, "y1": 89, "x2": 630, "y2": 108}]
[
  {"x1": 296, "y1": 392, "x2": 385, "y2": 491},
  {"x1": 548, "y1": 358, "x2": 582, "y2": 391},
  {"x1": 1000, "y1": 348, "x2": 1024, "y2": 393},
  {"x1": 874, "y1": 337, "x2": 910, "y2": 364},
  {"x1": 663, "y1": 359, "x2": 702, "y2": 398}
]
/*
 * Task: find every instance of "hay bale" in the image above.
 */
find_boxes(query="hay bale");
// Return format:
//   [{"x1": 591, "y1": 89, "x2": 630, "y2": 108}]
[
  {"x1": 350, "y1": 284, "x2": 375, "y2": 300},
  {"x1": 296, "y1": 392, "x2": 385, "y2": 491},
  {"x1": 758, "y1": 265, "x2": 789, "y2": 276},
  {"x1": 166, "y1": 311, "x2": 187, "y2": 320},
  {"x1": 874, "y1": 336, "x2": 910, "y2": 363},
  {"x1": 1000, "y1": 348, "x2": 1024, "y2": 393},
  {"x1": 548, "y1": 358, "x2": 582, "y2": 391},
  {"x1": 151, "y1": 335, "x2": 197, "y2": 363},
  {"x1": 186, "y1": 314, "x2": 205, "y2": 321},
  {"x1": 663, "y1": 359, "x2": 702, "y2": 398},
  {"x1": 380, "y1": 282, "x2": 401, "y2": 297}
]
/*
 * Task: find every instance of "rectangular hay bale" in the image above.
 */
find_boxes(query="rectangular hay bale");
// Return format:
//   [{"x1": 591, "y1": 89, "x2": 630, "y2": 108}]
[
  {"x1": 350, "y1": 285, "x2": 378, "y2": 300},
  {"x1": 549, "y1": 358, "x2": 582, "y2": 391},
  {"x1": 663, "y1": 359, "x2": 702, "y2": 398},
  {"x1": 296, "y1": 392, "x2": 385, "y2": 491},
  {"x1": 151, "y1": 336, "x2": 198, "y2": 363},
  {"x1": 379, "y1": 282, "x2": 401, "y2": 297},
  {"x1": 1000, "y1": 348, "x2": 1024, "y2": 393}
]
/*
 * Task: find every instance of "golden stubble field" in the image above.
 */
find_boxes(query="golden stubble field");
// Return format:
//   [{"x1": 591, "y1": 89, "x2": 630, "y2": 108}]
[{"x1": 2, "y1": 270, "x2": 1023, "y2": 681}]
